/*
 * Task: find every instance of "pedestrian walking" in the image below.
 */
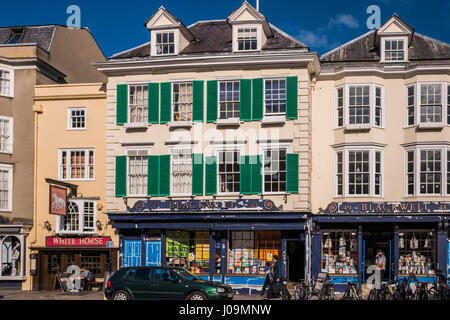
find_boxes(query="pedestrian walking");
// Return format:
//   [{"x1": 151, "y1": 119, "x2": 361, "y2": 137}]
[{"x1": 260, "y1": 261, "x2": 273, "y2": 296}]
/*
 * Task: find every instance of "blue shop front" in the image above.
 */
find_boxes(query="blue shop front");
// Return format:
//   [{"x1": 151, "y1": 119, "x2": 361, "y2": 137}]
[
  {"x1": 108, "y1": 199, "x2": 308, "y2": 294},
  {"x1": 311, "y1": 202, "x2": 450, "y2": 292}
]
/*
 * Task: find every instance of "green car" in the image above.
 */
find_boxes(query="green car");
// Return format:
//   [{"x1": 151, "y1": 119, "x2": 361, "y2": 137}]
[{"x1": 105, "y1": 267, "x2": 234, "y2": 300}]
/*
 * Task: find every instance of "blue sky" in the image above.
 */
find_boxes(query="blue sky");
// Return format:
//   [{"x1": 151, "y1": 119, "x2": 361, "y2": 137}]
[{"x1": 1, "y1": 0, "x2": 449, "y2": 58}]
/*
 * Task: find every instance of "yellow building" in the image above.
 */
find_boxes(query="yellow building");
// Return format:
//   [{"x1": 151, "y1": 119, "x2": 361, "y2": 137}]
[{"x1": 27, "y1": 83, "x2": 117, "y2": 291}]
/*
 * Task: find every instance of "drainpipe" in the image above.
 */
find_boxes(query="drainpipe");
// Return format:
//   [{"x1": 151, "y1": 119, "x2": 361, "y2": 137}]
[{"x1": 31, "y1": 104, "x2": 43, "y2": 290}]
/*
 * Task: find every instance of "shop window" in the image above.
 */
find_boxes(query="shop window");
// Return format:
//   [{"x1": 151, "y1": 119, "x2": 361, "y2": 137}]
[
  {"x1": 228, "y1": 231, "x2": 281, "y2": 275},
  {"x1": 129, "y1": 84, "x2": 148, "y2": 124},
  {"x1": 171, "y1": 148, "x2": 192, "y2": 196},
  {"x1": 1, "y1": 236, "x2": 22, "y2": 277},
  {"x1": 322, "y1": 231, "x2": 358, "y2": 275},
  {"x1": 80, "y1": 255, "x2": 102, "y2": 276},
  {"x1": 173, "y1": 82, "x2": 193, "y2": 122},
  {"x1": 56, "y1": 199, "x2": 97, "y2": 235},
  {"x1": 165, "y1": 231, "x2": 210, "y2": 274},
  {"x1": 47, "y1": 254, "x2": 61, "y2": 275},
  {"x1": 398, "y1": 231, "x2": 436, "y2": 276}
]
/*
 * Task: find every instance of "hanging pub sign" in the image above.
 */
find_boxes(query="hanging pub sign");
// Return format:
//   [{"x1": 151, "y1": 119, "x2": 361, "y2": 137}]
[
  {"x1": 129, "y1": 199, "x2": 281, "y2": 213},
  {"x1": 321, "y1": 202, "x2": 450, "y2": 214},
  {"x1": 49, "y1": 185, "x2": 67, "y2": 216}
]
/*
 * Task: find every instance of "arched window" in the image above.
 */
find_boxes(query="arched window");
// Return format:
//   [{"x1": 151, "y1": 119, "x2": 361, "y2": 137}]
[
  {"x1": 1, "y1": 236, "x2": 22, "y2": 277},
  {"x1": 56, "y1": 199, "x2": 97, "y2": 235},
  {"x1": 63, "y1": 201, "x2": 80, "y2": 232}
]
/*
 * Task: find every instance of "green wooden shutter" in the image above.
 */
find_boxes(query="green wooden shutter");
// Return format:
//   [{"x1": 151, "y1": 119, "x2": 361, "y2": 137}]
[
  {"x1": 192, "y1": 154, "x2": 204, "y2": 196},
  {"x1": 240, "y1": 156, "x2": 252, "y2": 195},
  {"x1": 193, "y1": 81, "x2": 204, "y2": 122},
  {"x1": 115, "y1": 156, "x2": 127, "y2": 197},
  {"x1": 159, "y1": 155, "x2": 171, "y2": 196},
  {"x1": 116, "y1": 84, "x2": 128, "y2": 125},
  {"x1": 240, "y1": 79, "x2": 252, "y2": 122},
  {"x1": 207, "y1": 80, "x2": 218, "y2": 123},
  {"x1": 286, "y1": 153, "x2": 299, "y2": 194},
  {"x1": 252, "y1": 79, "x2": 264, "y2": 121},
  {"x1": 286, "y1": 76, "x2": 299, "y2": 120},
  {"x1": 205, "y1": 156, "x2": 217, "y2": 195},
  {"x1": 148, "y1": 156, "x2": 160, "y2": 196},
  {"x1": 251, "y1": 155, "x2": 263, "y2": 194},
  {"x1": 148, "y1": 83, "x2": 160, "y2": 124},
  {"x1": 160, "y1": 82, "x2": 172, "y2": 124}
]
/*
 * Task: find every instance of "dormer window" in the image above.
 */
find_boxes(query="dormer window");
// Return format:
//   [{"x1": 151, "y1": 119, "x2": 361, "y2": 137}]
[
  {"x1": 151, "y1": 30, "x2": 178, "y2": 56},
  {"x1": 237, "y1": 27, "x2": 258, "y2": 51},
  {"x1": 381, "y1": 37, "x2": 407, "y2": 62}
]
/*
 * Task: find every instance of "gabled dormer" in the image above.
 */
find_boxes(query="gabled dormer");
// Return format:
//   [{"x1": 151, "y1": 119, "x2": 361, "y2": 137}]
[
  {"x1": 376, "y1": 14, "x2": 414, "y2": 63},
  {"x1": 145, "y1": 6, "x2": 195, "y2": 57},
  {"x1": 227, "y1": 2, "x2": 273, "y2": 53}
]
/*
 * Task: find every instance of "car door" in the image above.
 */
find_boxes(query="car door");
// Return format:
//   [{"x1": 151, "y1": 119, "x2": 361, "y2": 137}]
[
  {"x1": 123, "y1": 268, "x2": 154, "y2": 300},
  {"x1": 150, "y1": 268, "x2": 185, "y2": 300}
]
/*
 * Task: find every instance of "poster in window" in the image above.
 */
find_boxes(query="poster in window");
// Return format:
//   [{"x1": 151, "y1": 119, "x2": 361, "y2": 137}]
[{"x1": 49, "y1": 185, "x2": 67, "y2": 216}]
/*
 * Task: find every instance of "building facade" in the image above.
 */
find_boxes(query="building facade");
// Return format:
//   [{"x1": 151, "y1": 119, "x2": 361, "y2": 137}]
[
  {"x1": 0, "y1": 25, "x2": 105, "y2": 289},
  {"x1": 96, "y1": 3, "x2": 319, "y2": 293},
  {"x1": 311, "y1": 15, "x2": 450, "y2": 289},
  {"x1": 29, "y1": 83, "x2": 117, "y2": 291}
]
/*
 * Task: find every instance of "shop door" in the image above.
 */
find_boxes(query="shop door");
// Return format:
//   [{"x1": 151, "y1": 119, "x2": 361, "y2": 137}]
[
  {"x1": 124, "y1": 240, "x2": 142, "y2": 267},
  {"x1": 363, "y1": 231, "x2": 393, "y2": 283},
  {"x1": 287, "y1": 241, "x2": 305, "y2": 282},
  {"x1": 145, "y1": 241, "x2": 161, "y2": 267}
]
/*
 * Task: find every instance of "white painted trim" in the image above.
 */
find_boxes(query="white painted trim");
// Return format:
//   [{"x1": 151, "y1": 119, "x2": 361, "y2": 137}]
[
  {"x1": 233, "y1": 24, "x2": 261, "y2": 53},
  {"x1": 151, "y1": 29, "x2": 179, "y2": 57},
  {"x1": 58, "y1": 148, "x2": 96, "y2": 182},
  {"x1": 56, "y1": 199, "x2": 98, "y2": 235},
  {"x1": 214, "y1": 144, "x2": 245, "y2": 196},
  {"x1": 0, "y1": 116, "x2": 13, "y2": 155},
  {"x1": 67, "y1": 107, "x2": 87, "y2": 131},
  {"x1": 263, "y1": 78, "x2": 288, "y2": 118},
  {"x1": 0, "y1": 163, "x2": 13, "y2": 212},
  {"x1": 0, "y1": 64, "x2": 14, "y2": 98},
  {"x1": 169, "y1": 146, "x2": 193, "y2": 197},
  {"x1": 259, "y1": 143, "x2": 290, "y2": 195},
  {"x1": 0, "y1": 234, "x2": 25, "y2": 278},
  {"x1": 417, "y1": 82, "x2": 446, "y2": 127},
  {"x1": 126, "y1": 151, "x2": 149, "y2": 197},
  {"x1": 380, "y1": 36, "x2": 408, "y2": 63}
]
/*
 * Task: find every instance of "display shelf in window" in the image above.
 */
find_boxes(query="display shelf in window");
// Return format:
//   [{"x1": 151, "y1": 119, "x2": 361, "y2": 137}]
[
  {"x1": 322, "y1": 230, "x2": 358, "y2": 275},
  {"x1": 398, "y1": 230, "x2": 436, "y2": 276}
]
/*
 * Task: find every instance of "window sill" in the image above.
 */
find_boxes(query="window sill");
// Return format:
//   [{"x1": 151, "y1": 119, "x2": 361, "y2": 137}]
[
  {"x1": 124, "y1": 123, "x2": 149, "y2": 130},
  {"x1": 0, "y1": 276, "x2": 26, "y2": 281},
  {"x1": 168, "y1": 121, "x2": 193, "y2": 128},
  {"x1": 344, "y1": 125, "x2": 372, "y2": 132},
  {"x1": 416, "y1": 123, "x2": 445, "y2": 130},
  {"x1": 262, "y1": 116, "x2": 286, "y2": 125},
  {"x1": 55, "y1": 232, "x2": 97, "y2": 236},
  {"x1": 216, "y1": 119, "x2": 241, "y2": 127}
]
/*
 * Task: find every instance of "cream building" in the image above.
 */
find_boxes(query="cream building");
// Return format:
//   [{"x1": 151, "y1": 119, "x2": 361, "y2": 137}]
[
  {"x1": 28, "y1": 83, "x2": 117, "y2": 291},
  {"x1": 311, "y1": 15, "x2": 450, "y2": 289},
  {"x1": 95, "y1": 3, "x2": 320, "y2": 295}
]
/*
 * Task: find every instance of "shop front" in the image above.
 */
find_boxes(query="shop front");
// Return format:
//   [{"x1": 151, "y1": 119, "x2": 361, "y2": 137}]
[
  {"x1": 35, "y1": 236, "x2": 118, "y2": 290},
  {"x1": 312, "y1": 202, "x2": 450, "y2": 292},
  {"x1": 108, "y1": 199, "x2": 308, "y2": 294}
]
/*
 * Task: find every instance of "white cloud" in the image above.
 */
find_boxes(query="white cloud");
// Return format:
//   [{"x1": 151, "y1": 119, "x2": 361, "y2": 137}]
[{"x1": 329, "y1": 14, "x2": 360, "y2": 29}]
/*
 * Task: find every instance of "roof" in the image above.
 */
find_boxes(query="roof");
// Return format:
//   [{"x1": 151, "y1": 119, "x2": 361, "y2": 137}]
[
  {"x1": 110, "y1": 20, "x2": 308, "y2": 60},
  {"x1": 321, "y1": 30, "x2": 450, "y2": 63},
  {"x1": 0, "y1": 25, "x2": 56, "y2": 52}
]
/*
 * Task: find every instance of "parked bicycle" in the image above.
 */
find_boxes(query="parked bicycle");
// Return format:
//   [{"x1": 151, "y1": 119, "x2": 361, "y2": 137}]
[
  {"x1": 294, "y1": 280, "x2": 311, "y2": 300},
  {"x1": 342, "y1": 281, "x2": 364, "y2": 300}
]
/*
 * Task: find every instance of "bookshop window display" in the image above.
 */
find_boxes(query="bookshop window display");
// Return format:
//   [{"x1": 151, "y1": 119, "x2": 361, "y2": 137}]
[
  {"x1": 228, "y1": 231, "x2": 281, "y2": 275},
  {"x1": 398, "y1": 230, "x2": 436, "y2": 276},
  {"x1": 165, "y1": 231, "x2": 210, "y2": 274},
  {"x1": 322, "y1": 230, "x2": 358, "y2": 275}
]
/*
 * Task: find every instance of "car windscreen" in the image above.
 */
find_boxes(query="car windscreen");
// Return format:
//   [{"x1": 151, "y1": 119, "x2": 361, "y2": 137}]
[{"x1": 172, "y1": 269, "x2": 200, "y2": 281}]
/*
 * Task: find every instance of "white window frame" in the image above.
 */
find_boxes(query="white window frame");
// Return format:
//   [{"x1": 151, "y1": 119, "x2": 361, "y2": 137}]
[
  {"x1": 58, "y1": 149, "x2": 95, "y2": 181},
  {"x1": 0, "y1": 234, "x2": 25, "y2": 280},
  {"x1": 171, "y1": 81, "x2": 194, "y2": 123},
  {"x1": 67, "y1": 107, "x2": 87, "y2": 131},
  {"x1": 170, "y1": 146, "x2": 193, "y2": 197},
  {"x1": 334, "y1": 146, "x2": 384, "y2": 198},
  {"x1": 336, "y1": 84, "x2": 385, "y2": 130},
  {"x1": 218, "y1": 80, "x2": 241, "y2": 121},
  {"x1": 215, "y1": 144, "x2": 245, "y2": 196},
  {"x1": 0, "y1": 65, "x2": 14, "y2": 98},
  {"x1": 233, "y1": 25, "x2": 260, "y2": 53},
  {"x1": 0, "y1": 163, "x2": 13, "y2": 212},
  {"x1": 406, "y1": 83, "x2": 448, "y2": 128},
  {"x1": 127, "y1": 83, "x2": 149, "y2": 125},
  {"x1": 151, "y1": 29, "x2": 178, "y2": 56},
  {"x1": 260, "y1": 143, "x2": 290, "y2": 195},
  {"x1": 55, "y1": 199, "x2": 97, "y2": 235},
  {"x1": 264, "y1": 78, "x2": 287, "y2": 119},
  {"x1": 381, "y1": 37, "x2": 408, "y2": 63},
  {"x1": 126, "y1": 148, "x2": 150, "y2": 197},
  {"x1": 0, "y1": 116, "x2": 13, "y2": 154},
  {"x1": 404, "y1": 145, "x2": 450, "y2": 197}
]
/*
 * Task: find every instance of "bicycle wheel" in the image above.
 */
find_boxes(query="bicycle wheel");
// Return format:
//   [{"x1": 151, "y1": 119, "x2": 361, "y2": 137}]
[
  {"x1": 368, "y1": 290, "x2": 377, "y2": 301},
  {"x1": 428, "y1": 287, "x2": 440, "y2": 300}
]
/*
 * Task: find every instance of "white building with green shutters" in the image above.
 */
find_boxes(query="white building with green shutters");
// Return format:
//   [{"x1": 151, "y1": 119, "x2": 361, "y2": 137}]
[{"x1": 95, "y1": 2, "x2": 320, "y2": 293}]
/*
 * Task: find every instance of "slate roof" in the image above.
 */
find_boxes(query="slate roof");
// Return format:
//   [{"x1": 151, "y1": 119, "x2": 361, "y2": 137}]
[
  {"x1": 0, "y1": 25, "x2": 56, "y2": 52},
  {"x1": 321, "y1": 30, "x2": 450, "y2": 63},
  {"x1": 110, "y1": 20, "x2": 308, "y2": 60}
]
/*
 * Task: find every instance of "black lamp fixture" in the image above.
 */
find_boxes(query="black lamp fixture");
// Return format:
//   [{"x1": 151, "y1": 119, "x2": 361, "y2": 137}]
[{"x1": 44, "y1": 221, "x2": 52, "y2": 232}]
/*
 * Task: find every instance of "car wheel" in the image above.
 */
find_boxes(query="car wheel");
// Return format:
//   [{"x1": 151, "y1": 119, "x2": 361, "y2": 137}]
[
  {"x1": 187, "y1": 291, "x2": 207, "y2": 301},
  {"x1": 112, "y1": 290, "x2": 131, "y2": 301}
]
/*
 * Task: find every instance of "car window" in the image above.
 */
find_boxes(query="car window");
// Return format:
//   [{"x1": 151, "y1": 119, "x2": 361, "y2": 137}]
[
  {"x1": 153, "y1": 268, "x2": 174, "y2": 282},
  {"x1": 134, "y1": 268, "x2": 151, "y2": 281},
  {"x1": 124, "y1": 269, "x2": 137, "y2": 280}
]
